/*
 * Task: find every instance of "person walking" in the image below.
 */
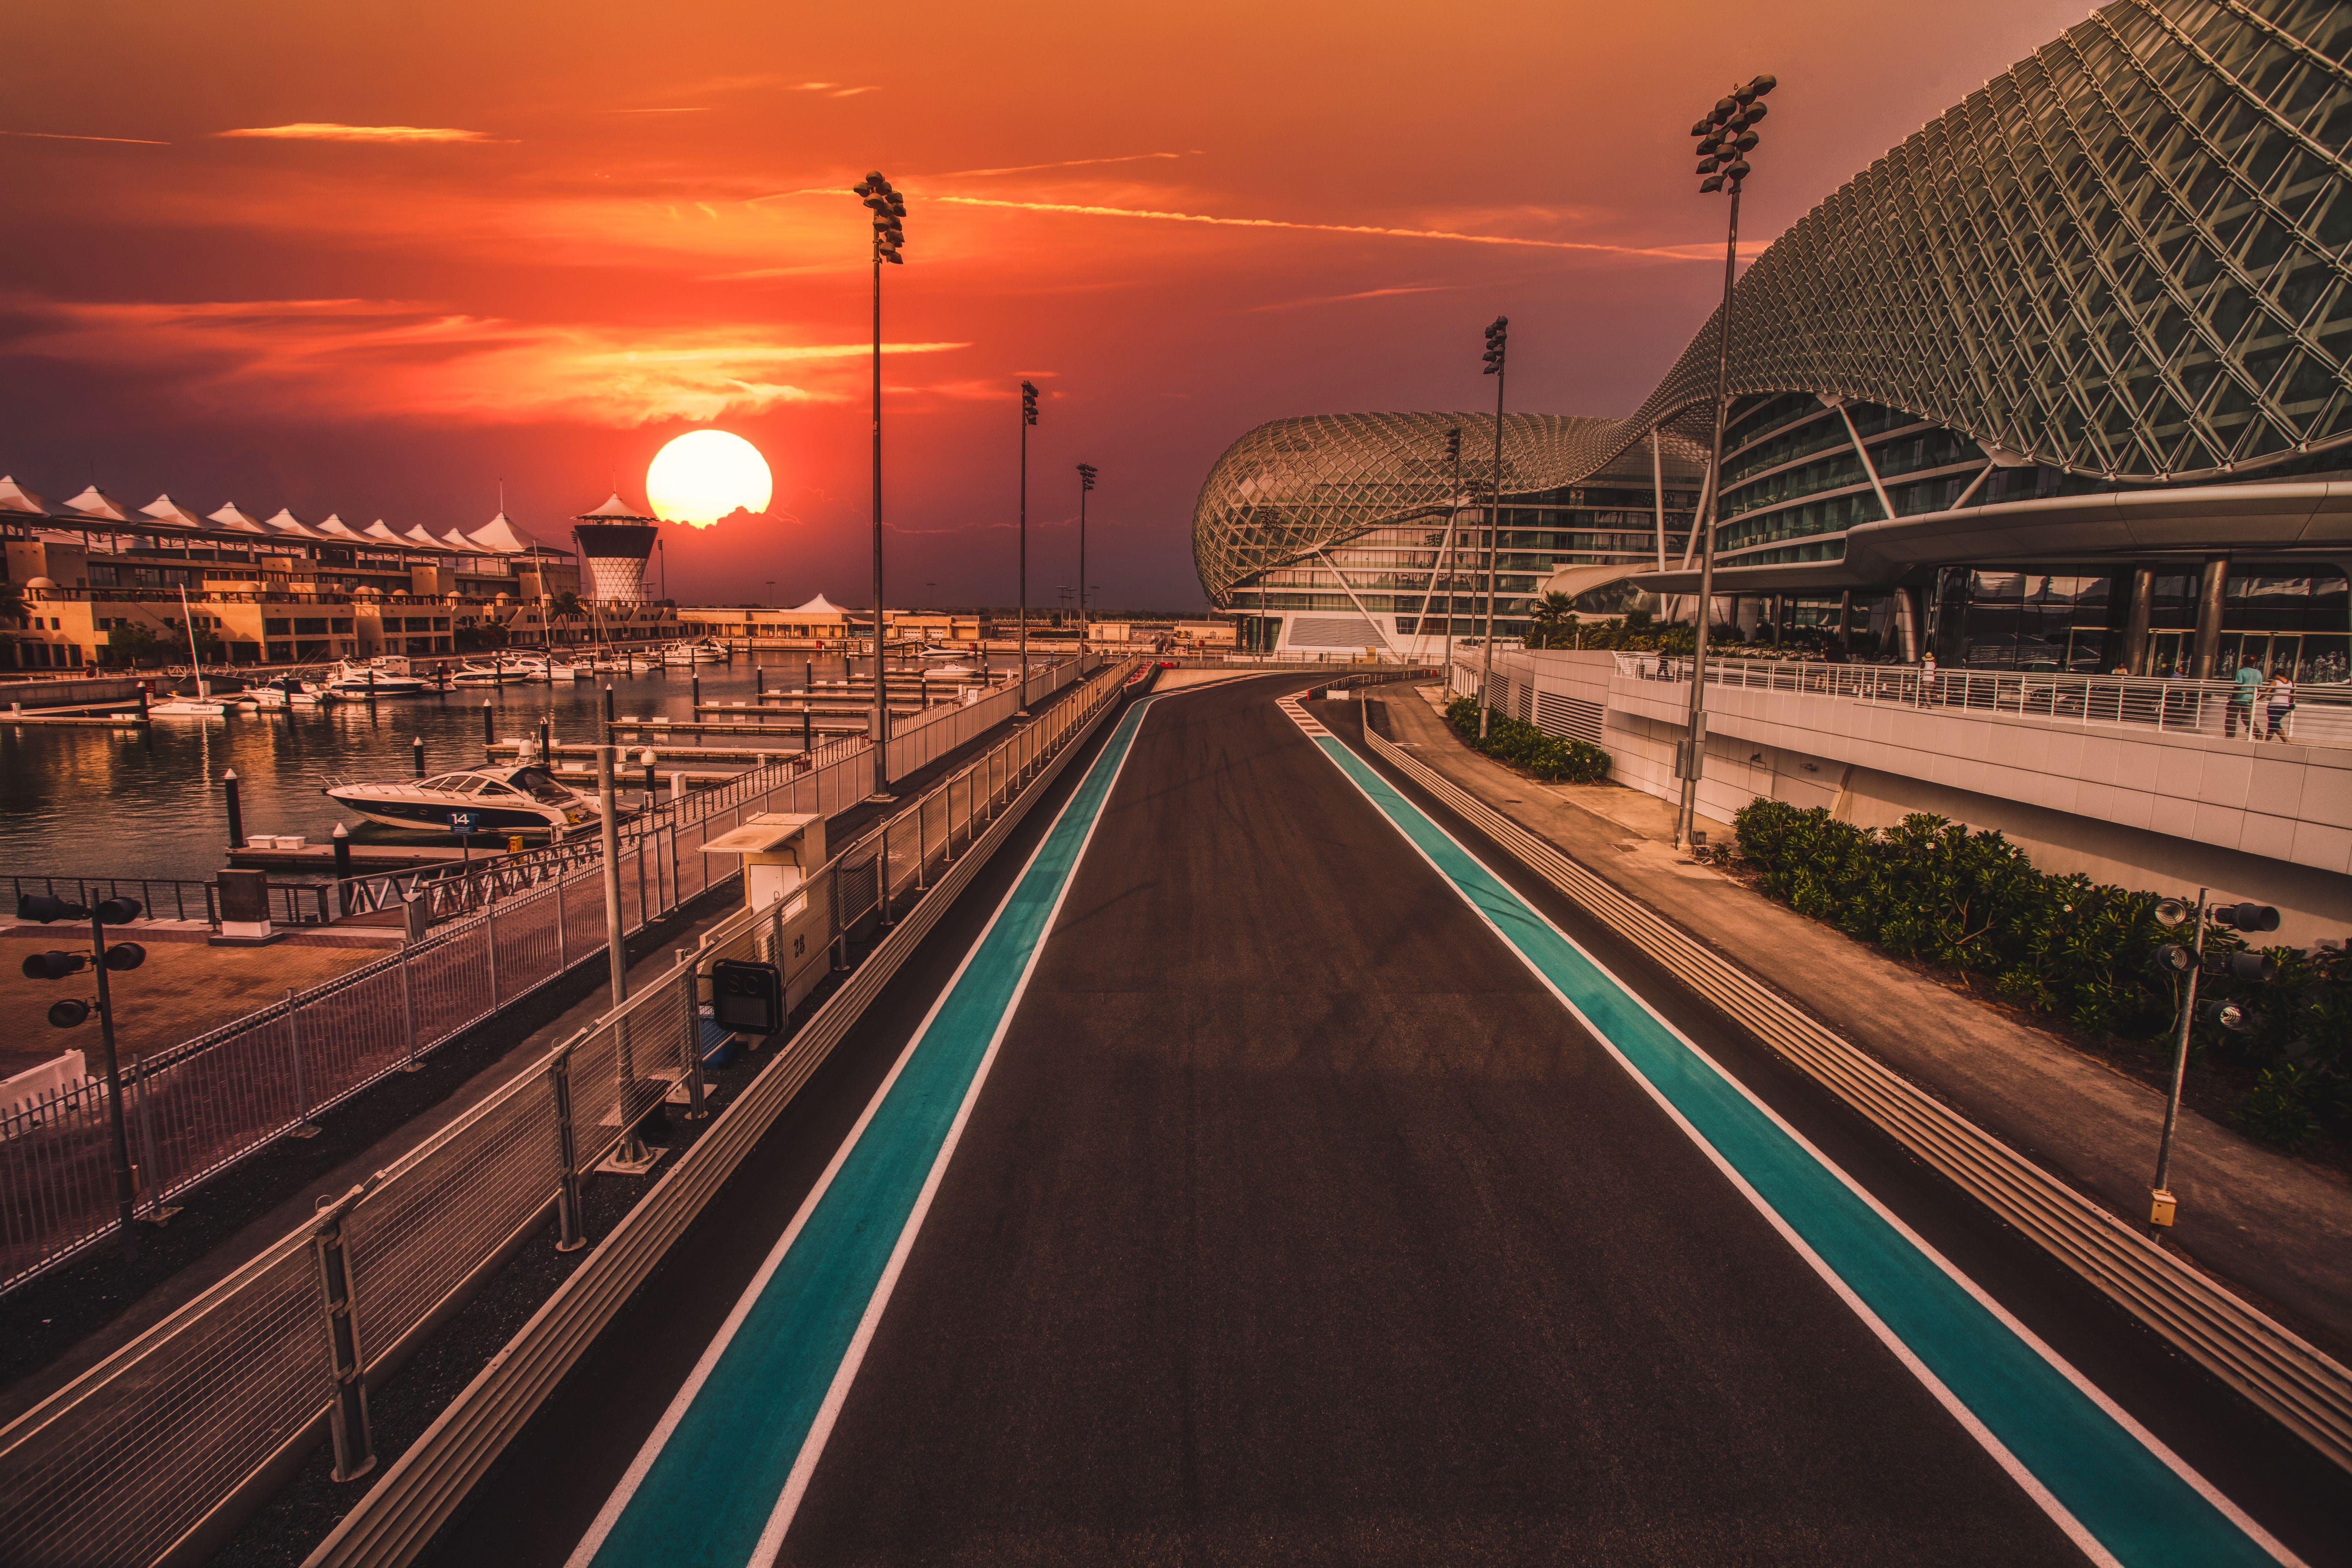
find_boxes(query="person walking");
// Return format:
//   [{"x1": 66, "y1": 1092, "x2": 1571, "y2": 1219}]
[
  {"x1": 2229, "y1": 655, "x2": 2264, "y2": 739},
  {"x1": 1918, "y1": 650, "x2": 1937, "y2": 708},
  {"x1": 2266, "y1": 669, "x2": 2296, "y2": 742}
]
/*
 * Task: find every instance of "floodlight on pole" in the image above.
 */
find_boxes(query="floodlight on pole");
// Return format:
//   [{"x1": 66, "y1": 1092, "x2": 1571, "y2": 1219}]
[
  {"x1": 1076, "y1": 463, "x2": 1098, "y2": 648},
  {"x1": 851, "y1": 171, "x2": 907, "y2": 793},
  {"x1": 1018, "y1": 380, "x2": 1039, "y2": 707},
  {"x1": 1674, "y1": 72, "x2": 1777, "y2": 853},
  {"x1": 1477, "y1": 317, "x2": 1507, "y2": 739}
]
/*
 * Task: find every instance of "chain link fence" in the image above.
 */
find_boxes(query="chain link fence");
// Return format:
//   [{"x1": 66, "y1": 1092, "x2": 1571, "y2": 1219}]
[{"x1": 0, "y1": 658, "x2": 1133, "y2": 1568}]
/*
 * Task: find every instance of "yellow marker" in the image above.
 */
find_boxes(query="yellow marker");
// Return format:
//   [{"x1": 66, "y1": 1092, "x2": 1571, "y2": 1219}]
[{"x1": 2149, "y1": 1189, "x2": 2178, "y2": 1228}]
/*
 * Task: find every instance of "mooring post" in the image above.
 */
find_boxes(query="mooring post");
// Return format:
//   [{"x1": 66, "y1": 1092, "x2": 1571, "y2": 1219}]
[{"x1": 223, "y1": 768, "x2": 244, "y2": 851}]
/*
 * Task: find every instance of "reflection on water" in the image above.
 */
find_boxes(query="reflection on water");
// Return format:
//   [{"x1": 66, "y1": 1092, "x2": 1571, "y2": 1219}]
[{"x1": 1, "y1": 654, "x2": 999, "y2": 882}]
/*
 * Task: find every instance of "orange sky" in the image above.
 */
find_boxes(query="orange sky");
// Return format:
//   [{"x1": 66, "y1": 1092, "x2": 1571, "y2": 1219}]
[{"x1": 0, "y1": 0, "x2": 2091, "y2": 608}]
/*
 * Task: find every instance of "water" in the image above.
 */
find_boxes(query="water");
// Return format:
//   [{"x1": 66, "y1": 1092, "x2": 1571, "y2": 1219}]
[{"x1": 0, "y1": 654, "x2": 1006, "y2": 884}]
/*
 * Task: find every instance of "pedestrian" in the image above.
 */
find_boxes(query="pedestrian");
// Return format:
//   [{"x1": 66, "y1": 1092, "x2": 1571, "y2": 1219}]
[
  {"x1": 2266, "y1": 670, "x2": 2295, "y2": 741},
  {"x1": 2228, "y1": 655, "x2": 2263, "y2": 739},
  {"x1": 1918, "y1": 650, "x2": 1937, "y2": 706}
]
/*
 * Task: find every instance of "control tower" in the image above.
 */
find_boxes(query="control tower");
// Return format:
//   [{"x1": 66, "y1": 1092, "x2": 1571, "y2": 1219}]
[{"x1": 571, "y1": 493, "x2": 661, "y2": 602}]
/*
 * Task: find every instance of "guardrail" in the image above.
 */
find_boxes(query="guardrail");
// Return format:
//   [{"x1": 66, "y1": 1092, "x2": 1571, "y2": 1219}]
[
  {"x1": 1347, "y1": 709, "x2": 2352, "y2": 1477},
  {"x1": 0, "y1": 657, "x2": 1138, "y2": 1568},
  {"x1": 0, "y1": 742, "x2": 879, "y2": 1296},
  {"x1": 882, "y1": 653, "x2": 1092, "y2": 782},
  {"x1": 1610, "y1": 653, "x2": 2352, "y2": 749}
]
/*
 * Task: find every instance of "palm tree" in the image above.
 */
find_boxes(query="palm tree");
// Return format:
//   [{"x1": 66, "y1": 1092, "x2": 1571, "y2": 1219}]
[
  {"x1": 0, "y1": 578, "x2": 25, "y2": 627},
  {"x1": 547, "y1": 589, "x2": 584, "y2": 646},
  {"x1": 1527, "y1": 590, "x2": 1577, "y2": 648}
]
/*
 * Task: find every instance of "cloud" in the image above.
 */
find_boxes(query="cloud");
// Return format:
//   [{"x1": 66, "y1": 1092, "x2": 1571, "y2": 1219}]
[
  {"x1": 604, "y1": 107, "x2": 713, "y2": 115},
  {"x1": 930, "y1": 152, "x2": 1189, "y2": 179},
  {"x1": 3, "y1": 295, "x2": 967, "y2": 425},
  {"x1": 2, "y1": 129, "x2": 171, "y2": 146},
  {"x1": 935, "y1": 196, "x2": 1699, "y2": 259},
  {"x1": 215, "y1": 123, "x2": 497, "y2": 143}
]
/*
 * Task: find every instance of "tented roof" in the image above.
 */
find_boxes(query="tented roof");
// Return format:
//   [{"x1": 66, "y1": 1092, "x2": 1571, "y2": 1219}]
[
  {"x1": 62, "y1": 485, "x2": 135, "y2": 521},
  {"x1": 401, "y1": 523, "x2": 442, "y2": 547},
  {"x1": 577, "y1": 492, "x2": 659, "y2": 522},
  {"x1": 0, "y1": 476, "x2": 55, "y2": 516},
  {"x1": 438, "y1": 527, "x2": 478, "y2": 551},
  {"x1": 208, "y1": 502, "x2": 267, "y2": 533},
  {"x1": 361, "y1": 519, "x2": 405, "y2": 544},
  {"x1": 264, "y1": 507, "x2": 324, "y2": 540},
  {"x1": 314, "y1": 513, "x2": 367, "y2": 540},
  {"x1": 790, "y1": 593, "x2": 853, "y2": 617},
  {"x1": 143, "y1": 494, "x2": 208, "y2": 528},
  {"x1": 466, "y1": 510, "x2": 540, "y2": 554}
]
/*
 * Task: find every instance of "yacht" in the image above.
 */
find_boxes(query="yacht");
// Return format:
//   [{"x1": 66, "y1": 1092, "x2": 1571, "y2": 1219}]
[
  {"x1": 325, "y1": 657, "x2": 433, "y2": 697},
  {"x1": 324, "y1": 763, "x2": 603, "y2": 835},
  {"x1": 148, "y1": 587, "x2": 229, "y2": 717},
  {"x1": 508, "y1": 651, "x2": 591, "y2": 681},
  {"x1": 587, "y1": 651, "x2": 653, "y2": 674},
  {"x1": 244, "y1": 674, "x2": 330, "y2": 708},
  {"x1": 450, "y1": 655, "x2": 535, "y2": 687},
  {"x1": 659, "y1": 638, "x2": 729, "y2": 666}
]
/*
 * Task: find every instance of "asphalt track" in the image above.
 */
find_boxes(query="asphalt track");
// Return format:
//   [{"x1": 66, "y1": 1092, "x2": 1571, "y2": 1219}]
[{"x1": 426, "y1": 674, "x2": 2349, "y2": 1568}]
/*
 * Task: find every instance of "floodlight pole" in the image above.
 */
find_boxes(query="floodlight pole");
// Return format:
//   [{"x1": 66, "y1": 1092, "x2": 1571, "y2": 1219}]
[
  {"x1": 1479, "y1": 355, "x2": 1505, "y2": 739},
  {"x1": 1018, "y1": 405, "x2": 1030, "y2": 706},
  {"x1": 90, "y1": 909, "x2": 137, "y2": 1252},
  {"x1": 868, "y1": 243, "x2": 888, "y2": 779},
  {"x1": 2151, "y1": 888, "x2": 2209, "y2": 1218},
  {"x1": 1675, "y1": 178, "x2": 1743, "y2": 851}
]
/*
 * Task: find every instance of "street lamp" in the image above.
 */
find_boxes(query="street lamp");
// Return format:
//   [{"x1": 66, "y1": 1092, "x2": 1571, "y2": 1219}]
[
  {"x1": 2147, "y1": 894, "x2": 2279, "y2": 1233},
  {"x1": 1673, "y1": 72, "x2": 1778, "y2": 852},
  {"x1": 1076, "y1": 463, "x2": 1098, "y2": 649},
  {"x1": 1018, "y1": 379, "x2": 1038, "y2": 707},
  {"x1": 19, "y1": 892, "x2": 149, "y2": 1255},
  {"x1": 1478, "y1": 316, "x2": 1507, "y2": 741},
  {"x1": 852, "y1": 170, "x2": 906, "y2": 789}
]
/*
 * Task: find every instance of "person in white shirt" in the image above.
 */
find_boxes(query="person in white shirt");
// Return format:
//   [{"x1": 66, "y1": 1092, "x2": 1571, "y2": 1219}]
[{"x1": 2266, "y1": 671, "x2": 2295, "y2": 741}]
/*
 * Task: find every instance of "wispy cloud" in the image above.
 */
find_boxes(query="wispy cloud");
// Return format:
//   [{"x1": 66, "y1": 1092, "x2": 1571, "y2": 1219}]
[
  {"x1": 215, "y1": 123, "x2": 497, "y2": 144},
  {"x1": 5, "y1": 295, "x2": 967, "y2": 425},
  {"x1": 3, "y1": 129, "x2": 171, "y2": 146},
  {"x1": 1250, "y1": 284, "x2": 1461, "y2": 312},
  {"x1": 604, "y1": 107, "x2": 713, "y2": 115},
  {"x1": 932, "y1": 152, "x2": 1186, "y2": 178},
  {"x1": 936, "y1": 196, "x2": 1697, "y2": 259}
]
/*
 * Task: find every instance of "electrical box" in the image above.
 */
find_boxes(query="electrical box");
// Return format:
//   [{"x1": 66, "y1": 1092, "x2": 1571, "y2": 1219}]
[
  {"x1": 711, "y1": 959, "x2": 784, "y2": 1035},
  {"x1": 699, "y1": 812, "x2": 825, "y2": 915},
  {"x1": 2149, "y1": 1189, "x2": 2177, "y2": 1228},
  {"x1": 212, "y1": 868, "x2": 277, "y2": 946}
]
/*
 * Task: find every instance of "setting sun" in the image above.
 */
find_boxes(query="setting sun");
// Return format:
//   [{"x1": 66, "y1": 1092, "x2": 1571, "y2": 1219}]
[{"x1": 645, "y1": 428, "x2": 773, "y2": 527}]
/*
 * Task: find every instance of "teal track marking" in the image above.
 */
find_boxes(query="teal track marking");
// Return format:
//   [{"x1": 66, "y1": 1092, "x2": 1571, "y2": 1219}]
[
  {"x1": 571, "y1": 696, "x2": 1157, "y2": 1568},
  {"x1": 1296, "y1": 708, "x2": 2297, "y2": 1568}
]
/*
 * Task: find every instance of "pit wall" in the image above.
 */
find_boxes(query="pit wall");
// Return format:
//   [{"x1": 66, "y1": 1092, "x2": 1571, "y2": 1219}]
[{"x1": 1451, "y1": 647, "x2": 2352, "y2": 948}]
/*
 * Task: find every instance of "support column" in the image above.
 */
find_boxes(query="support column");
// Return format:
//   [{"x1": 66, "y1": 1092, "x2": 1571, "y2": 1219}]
[
  {"x1": 1836, "y1": 590, "x2": 1853, "y2": 656},
  {"x1": 2123, "y1": 566, "x2": 2155, "y2": 676},
  {"x1": 2194, "y1": 557, "x2": 2228, "y2": 679},
  {"x1": 1894, "y1": 587, "x2": 1923, "y2": 663}
]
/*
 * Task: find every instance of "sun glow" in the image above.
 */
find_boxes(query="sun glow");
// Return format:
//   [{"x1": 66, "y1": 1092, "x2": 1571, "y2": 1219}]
[{"x1": 646, "y1": 429, "x2": 772, "y2": 526}]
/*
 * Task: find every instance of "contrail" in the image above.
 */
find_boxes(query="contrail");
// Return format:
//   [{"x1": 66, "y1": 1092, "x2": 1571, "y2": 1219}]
[
  {"x1": 930, "y1": 151, "x2": 1189, "y2": 178},
  {"x1": 933, "y1": 196, "x2": 1697, "y2": 258},
  {"x1": 4, "y1": 130, "x2": 171, "y2": 146}
]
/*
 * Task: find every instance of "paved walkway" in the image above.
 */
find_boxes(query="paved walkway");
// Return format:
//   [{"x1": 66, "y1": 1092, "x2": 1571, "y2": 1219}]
[{"x1": 1380, "y1": 685, "x2": 2352, "y2": 1359}]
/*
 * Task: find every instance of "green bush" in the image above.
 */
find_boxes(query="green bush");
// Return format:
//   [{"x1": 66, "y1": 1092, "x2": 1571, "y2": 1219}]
[
  {"x1": 1732, "y1": 797, "x2": 2348, "y2": 1150},
  {"x1": 1445, "y1": 696, "x2": 1611, "y2": 784}
]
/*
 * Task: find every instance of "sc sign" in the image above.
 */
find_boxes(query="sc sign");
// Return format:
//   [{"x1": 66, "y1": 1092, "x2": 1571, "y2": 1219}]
[{"x1": 711, "y1": 959, "x2": 785, "y2": 1035}]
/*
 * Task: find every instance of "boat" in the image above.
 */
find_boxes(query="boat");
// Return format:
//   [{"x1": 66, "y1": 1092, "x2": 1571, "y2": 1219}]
[
  {"x1": 586, "y1": 651, "x2": 653, "y2": 674},
  {"x1": 449, "y1": 656, "x2": 535, "y2": 687},
  {"x1": 658, "y1": 638, "x2": 728, "y2": 666},
  {"x1": 325, "y1": 657, "x2": 433, "y2": 697},
  {"x1": 148, "y1": 588, "x2": 229, "y2": 717},
  {"x1": 508, "y1": 651, "x2": 591, "y2": 682},
  {"x1": 324, "y1": 763, "x2": 604, "y2": 835},
  {"x1": 246, "y1": 674, "x2": 330, "y2": 709}
]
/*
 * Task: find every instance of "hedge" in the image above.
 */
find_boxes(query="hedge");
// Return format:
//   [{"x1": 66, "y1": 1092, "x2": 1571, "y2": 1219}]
[
  {"x1": 1731, "y1": 797, "x2": 2349, "y2": 1150},
  {"x1": 1446, "y1": 696, "x2": 1610, "y2": 784}
]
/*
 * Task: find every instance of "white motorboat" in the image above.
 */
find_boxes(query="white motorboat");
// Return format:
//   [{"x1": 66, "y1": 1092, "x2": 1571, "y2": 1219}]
[
  {"x1": 325, "y1": 657, "x2": 433, "y2": 697},
  {"x1": 450, "y1": 656, "x2": 535, "y2": 687},
  {"x1": 324, "y1": 763, "x2": 603, "y2": 835},
  {"x1": 150, "y1": 588, "x2": 229, "y2": 716},
  {"x1": 245, "y1": 674, "x2": 330, "y2": 708},
  {"x1": 659, "y1": 638, "x2": 728, "y2": 666},
  {"x1": 508, "y1": 652, "x2": 591, "y2": 681},
  {"x1": 587, "y1": 652, "x2": 653, "y2": 674}
]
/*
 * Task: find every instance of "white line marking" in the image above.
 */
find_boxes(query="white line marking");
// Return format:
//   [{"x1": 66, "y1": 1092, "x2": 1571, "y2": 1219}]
[{"x1": 1285, "y1": 706, "x2": 2301, "y2": 1568}]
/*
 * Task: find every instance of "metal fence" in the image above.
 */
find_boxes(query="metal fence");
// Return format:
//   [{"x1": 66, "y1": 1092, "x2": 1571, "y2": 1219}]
[
  {"x1": 0, "y1": 657, "x2": 1135, "y2": 1568},
  {"x1": 0, "y1": 739, "x2": 878, "y2": 1296},
  {"x1": 882, "y1": 653, "x2": 1092, "y2": 782},
  {"x1": 1611, "y1": 654, "x2": 2352, "y2": 749}
]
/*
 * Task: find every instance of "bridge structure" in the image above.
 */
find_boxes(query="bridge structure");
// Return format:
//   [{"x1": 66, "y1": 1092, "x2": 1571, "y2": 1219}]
[{"x1": 204, "y1": 668, "x2": 2346, "y2": 1568}]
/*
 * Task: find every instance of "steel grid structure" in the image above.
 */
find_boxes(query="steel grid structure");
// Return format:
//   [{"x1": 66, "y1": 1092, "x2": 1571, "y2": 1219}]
[{"x1": 1193, "y1": 0, "x2": 2351, "y2": 611}]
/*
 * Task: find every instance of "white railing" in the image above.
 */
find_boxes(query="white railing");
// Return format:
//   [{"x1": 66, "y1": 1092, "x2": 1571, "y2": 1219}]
[
  {"x1": 0, "y1": 658, "x2": 1138, "y2": 1568},
  {"x1": 883, "y1": 653, "x2": 1093, "y2": 782},
  {"x1": 1607, "y1": 654, "x2": 2352, "y2": 749}
]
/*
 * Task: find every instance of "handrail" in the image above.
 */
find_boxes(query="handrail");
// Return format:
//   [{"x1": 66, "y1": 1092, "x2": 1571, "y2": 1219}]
[{"x1": 1352, "y1": 718, "x2": 2352, "y2": 1475}]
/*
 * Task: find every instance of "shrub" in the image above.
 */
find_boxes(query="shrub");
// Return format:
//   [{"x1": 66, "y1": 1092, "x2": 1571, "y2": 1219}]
[
  {"x1": 1733, "y1": 798, "x2": 2348, "y2": 1149},
  {"x1": 1445, "y1": 696, "x2": 1611, "y2": 784}
]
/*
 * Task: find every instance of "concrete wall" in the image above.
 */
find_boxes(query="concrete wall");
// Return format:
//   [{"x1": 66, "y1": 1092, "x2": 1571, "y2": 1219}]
[{"x1": 1458, "y1": 646, "x2": 2352, "y2": 945}]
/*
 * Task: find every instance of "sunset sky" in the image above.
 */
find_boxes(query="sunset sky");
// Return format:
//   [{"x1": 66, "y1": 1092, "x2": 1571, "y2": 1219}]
[{"x1": 0, "y1": 0, "x2": 2089, "y2": 610}]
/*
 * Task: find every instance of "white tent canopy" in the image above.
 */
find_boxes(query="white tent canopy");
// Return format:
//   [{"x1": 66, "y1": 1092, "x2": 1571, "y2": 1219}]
[
  {"x1": 466, "y1": 510, "x2": 541, "y2": 554},
  {"x1": 789, "y1": 593, "x2": 854, "y2": 618},
  {"x1": 314, "y1": 512, "x2": 367, "y2": 541},
  {"x1": 361, "y1": 519, "x2": 406, "y2": 544},
  {"x1": 143, "y1": 494, "x2": 209, "y2": 528},
  {"x1": 264, "y1": 507, "x2": 325, "y2": 540},
  {"x1": 577, "y1": 492, "x2": 659, "y2": 522},
  {"x1": 0, "y1": 476, "x2": 55, "y2": 516},
  {"x1": 438, "y1": 527, "x2": 478, "y2": 552},
  {"x1": 400, "y1": 523, "x2": 442, "y2": 548},
  {"x1": 208, "y1": 502, "x2": 267, "y2": 534},
  {"x1": 62, "y1": 485, "x2": 135, "y2": 521}
]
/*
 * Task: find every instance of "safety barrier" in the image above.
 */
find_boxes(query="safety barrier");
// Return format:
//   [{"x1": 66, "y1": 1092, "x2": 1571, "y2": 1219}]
[
  {"x1": 882, "y1": 653, "x2": 1093, "y2": 782},
  {"x1": 0, "y1": 659, "x2": 1134, "y2": 1568},
  {"x1": 0, "y1": 742, "x2": 875, "y2": 1295},
  {"x1": 300, "y1": 655, "x2": 1133, "y2": 1568},
  {"x1": 1347, "y1": 711, "x2": 2352, "y2": 1476}
]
